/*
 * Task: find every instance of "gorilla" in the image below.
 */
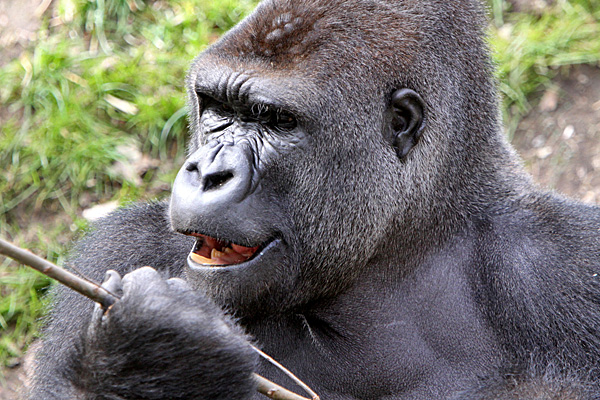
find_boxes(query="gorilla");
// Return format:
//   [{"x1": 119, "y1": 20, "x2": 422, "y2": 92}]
[{"x1": 28, "y1": 0, "x2": 600, "y2": 399}]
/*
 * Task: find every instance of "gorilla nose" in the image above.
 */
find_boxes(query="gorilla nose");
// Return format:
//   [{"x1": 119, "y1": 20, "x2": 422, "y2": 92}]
[
  {"x1": 170, "y1": 143, "x2": 255, "y2": 232},
  {"x1": 199, "y1": 169, "x2": 234, "y2": 192},
  {"x1": 185, "y1": 158, "x2": 236, "y2": 193},
  {"x1": 187, "y1": 144, "x2": 251, "y2": 198}
]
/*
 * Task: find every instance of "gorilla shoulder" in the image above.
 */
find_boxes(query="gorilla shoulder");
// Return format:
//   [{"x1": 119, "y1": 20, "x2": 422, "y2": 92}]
[{"x1": 69, "y1": 202, "x2": 193, "y2": 280}]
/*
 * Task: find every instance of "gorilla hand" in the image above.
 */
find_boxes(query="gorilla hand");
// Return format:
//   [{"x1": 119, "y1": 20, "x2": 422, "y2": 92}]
[{"x1": 70, "y1": 267, "x2": 258, "y2": 400}]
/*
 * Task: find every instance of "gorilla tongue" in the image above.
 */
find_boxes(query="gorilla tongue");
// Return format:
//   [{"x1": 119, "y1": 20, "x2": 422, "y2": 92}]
[{"x1": 189, "y1": 234, "x2": 259, "y2": 266}]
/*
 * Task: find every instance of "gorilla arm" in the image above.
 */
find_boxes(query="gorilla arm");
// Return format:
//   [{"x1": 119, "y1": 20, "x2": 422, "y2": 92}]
[{"x1": 27, "y1": 203, "x2": 259, "y2": 400}]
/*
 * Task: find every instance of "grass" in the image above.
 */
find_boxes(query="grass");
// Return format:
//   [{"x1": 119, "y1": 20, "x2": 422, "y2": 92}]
[
  {"x1": 488, "y1": 0, "x2": 600, "y2": 134},
  {"x1": 0, "y1": 0, "x2": 599, "y2": 373}
]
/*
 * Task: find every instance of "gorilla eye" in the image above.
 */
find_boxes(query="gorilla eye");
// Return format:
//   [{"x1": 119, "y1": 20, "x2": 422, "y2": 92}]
[
  {"x1": 274, "y1": 110, "x2": 297, "y2": 131},
  {"x1": 251, "y1": 104, "x2": 297, "y2": 132},
  {"x1": 197, "y1": 94, "x2": 234, "y2": 116}
]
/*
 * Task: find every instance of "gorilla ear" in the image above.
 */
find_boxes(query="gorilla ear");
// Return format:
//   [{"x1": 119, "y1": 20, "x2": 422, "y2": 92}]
[{"x1": 390, "y1": 88, "x2": 425, "y2": 159}]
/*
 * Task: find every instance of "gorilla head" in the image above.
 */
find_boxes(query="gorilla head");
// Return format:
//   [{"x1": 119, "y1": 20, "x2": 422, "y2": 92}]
[{"x1": 169, "y1": 0, "x2": 517, "y2": 316}]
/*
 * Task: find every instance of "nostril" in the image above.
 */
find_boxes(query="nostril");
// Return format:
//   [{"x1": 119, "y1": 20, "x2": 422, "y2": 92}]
[
  {"x1": 185, "y1": 162, "x2": 198, "y2": 172},
  {"x1": 203, "y1": 171, "x2": 234, "y2": 191}
]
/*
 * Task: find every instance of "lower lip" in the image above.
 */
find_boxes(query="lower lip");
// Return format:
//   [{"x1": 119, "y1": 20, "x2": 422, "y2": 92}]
[{"x1": 187, "y1": 239, "x2": 281, "y2": 271}]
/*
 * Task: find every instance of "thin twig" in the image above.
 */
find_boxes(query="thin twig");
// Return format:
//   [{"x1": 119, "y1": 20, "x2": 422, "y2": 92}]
[
  {"x1": 255, "y1": 374, "x2": 317, "y2": 400},
  {"x1": 253, "y1": 347, "x2": 320, "y2": 400},
  {"x1": 0, "y1": 237, "x2": 319, "y2": 400},
  {"x1": 0, "y1": 238, "x2": 117, "y2": 309}
]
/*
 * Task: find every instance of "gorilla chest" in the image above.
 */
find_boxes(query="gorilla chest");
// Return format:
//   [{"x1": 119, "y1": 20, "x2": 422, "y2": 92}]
[{"x1": 249, "y1": 293, "x2": 500, "y2": 399}]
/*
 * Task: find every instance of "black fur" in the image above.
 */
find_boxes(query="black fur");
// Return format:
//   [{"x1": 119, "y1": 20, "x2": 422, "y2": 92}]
[
  {"x1": 29, "y1": 0, "x2": 600, "y2": 399},
  {"x1": 452, "y1": 362, "x2": 597, "y2": 400},
  {"x1": 68, "y1": 267, "x2": 258, "y2": 400},
  {"x1": 28, "y1": 204, "x2": 259, "y2": 399}
]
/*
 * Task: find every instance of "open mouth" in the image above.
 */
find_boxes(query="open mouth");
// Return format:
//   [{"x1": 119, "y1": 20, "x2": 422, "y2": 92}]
[{"x1": 187, "y1": 233, "x2": 261, "y2": 267}]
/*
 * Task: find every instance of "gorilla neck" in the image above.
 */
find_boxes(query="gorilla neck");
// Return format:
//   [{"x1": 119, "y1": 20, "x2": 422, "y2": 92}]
[
  {"x1": 245, "y1": 229, "x2": 502, "y2": 397},
  {"x1": 397, "y1": 129, "x2": 530, "y2": 251}
]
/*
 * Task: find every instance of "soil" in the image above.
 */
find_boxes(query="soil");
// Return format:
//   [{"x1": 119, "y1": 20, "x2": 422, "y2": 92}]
[
  {"x1": 0, "y1": 368, "x2": 27, "y2": 400},
  {"x1": 0, "y1": 0, "x2": 47, "y2": 67},
  {"x1": 511, "y1": 64, "x2": 600, "y2": 204},
  {"x1": 1, "y1": 1, "x2": 599, "y2": 399}
]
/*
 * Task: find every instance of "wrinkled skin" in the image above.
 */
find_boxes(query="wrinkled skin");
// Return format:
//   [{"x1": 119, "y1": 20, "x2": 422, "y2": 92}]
[{"x1": 29, "y1": 0, "x2": 600, "y2": 399}]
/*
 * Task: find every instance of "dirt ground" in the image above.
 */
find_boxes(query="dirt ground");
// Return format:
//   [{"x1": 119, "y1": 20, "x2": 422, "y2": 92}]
[
  {"x1": 0, "y1": 0, "x2": 47, "y2": 67},
  {"x1": 1, "y1": 1, "x2": 599, "y2": 399},
  {"x1": 512, "y1": 64, "x2": 600, "y2": 204},
  {"x1": 0, "y1": 369, "x2": 27, "y2": 400}
]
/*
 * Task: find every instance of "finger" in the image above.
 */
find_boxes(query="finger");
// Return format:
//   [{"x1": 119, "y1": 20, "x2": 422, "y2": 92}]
[
  {"x1": 101, "y1": 270, "x2": 123, "y2": 295},
  {"x1": 122, "y1": 266, "x2": 165, "y2": 297},
  {"x1": 87, "y1": 303, "x2": 104, "y2": 337}
]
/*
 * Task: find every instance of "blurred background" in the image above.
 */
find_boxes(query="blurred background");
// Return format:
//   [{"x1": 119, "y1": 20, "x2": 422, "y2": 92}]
[{"x1": 0, "y1": 0, "x2": 598, "y2": 397}]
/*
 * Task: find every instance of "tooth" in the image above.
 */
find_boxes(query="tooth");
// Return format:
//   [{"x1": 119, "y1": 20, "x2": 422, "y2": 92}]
[
  {"x1": 221, "y1": 251, "x2": 247, "y2": 263},
  {"x1": 231, "y1": 243, "x2": 259, "y2": 257},
  {"x1": 211, "y1": 248, "x2": 247, "y2": 264},
  {"x1": 190, "y1": 252, "x2": 219, "y2": 265},
  {"x1": 211, "y1": 248, "x2": 225, "y2": 259}
]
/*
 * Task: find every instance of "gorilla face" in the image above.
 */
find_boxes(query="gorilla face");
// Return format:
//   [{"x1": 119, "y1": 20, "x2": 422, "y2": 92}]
[
  {"x1": 169, "y1": 60, "x2": 311, "y2": 314},
  {"x1": 169, "y1": 2, "x2": 426, "y2": 316}
]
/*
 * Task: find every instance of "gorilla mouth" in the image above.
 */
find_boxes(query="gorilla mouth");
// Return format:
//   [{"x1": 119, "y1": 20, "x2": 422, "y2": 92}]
[{"x1": 188, "y1": 233, "x2": 261, "y2": 266}]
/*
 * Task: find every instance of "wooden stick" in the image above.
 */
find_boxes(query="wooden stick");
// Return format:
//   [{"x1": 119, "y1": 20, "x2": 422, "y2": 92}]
[
  {"x1": 0, "y1": 238, "x2": 118, "y2": 309},
  {"x1": 253, "y1": 347, "x2": 320, "y2": 400},
  {"x1": 0, "y1": 237, "x2": 318, "y2": 400},
  {"x1": 255, "y1": 375, "x2": 317, "y2": 400}
]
